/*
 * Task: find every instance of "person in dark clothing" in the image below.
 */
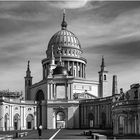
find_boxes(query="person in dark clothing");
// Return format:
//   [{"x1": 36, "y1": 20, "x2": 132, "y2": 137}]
[{"x1": 38, "y1": 125, "x2": 42, "y2": 137}]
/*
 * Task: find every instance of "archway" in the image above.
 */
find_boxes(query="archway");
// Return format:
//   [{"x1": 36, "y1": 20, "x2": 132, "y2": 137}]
[
  {"x1": 26, "y1": 114, "x2": 34, "y2": 129},
  {"x1": 101, "y1": 112, "x2": 106, "y2": 129},
  {"x1": 88, "y1": 113, "x2": 94, "y2": 128},
  {"x1": 35, "y1": 90, "x2": 45, "y2": 126},
  {"x1": 56, "y1": 111, "x2": 65, "y2": 128},
  {"x1": 119, "y1": 116, "x2": 125, "y2": 135},
  {"x1": 35, "y1": 90, "x2": 45, "y2": 101},
  {"x1": 4, "y1": 114, "x2": 9, "y2": 131},
  {"x1": 14, "y1": 114, "x2": 20, "y2": 130}
]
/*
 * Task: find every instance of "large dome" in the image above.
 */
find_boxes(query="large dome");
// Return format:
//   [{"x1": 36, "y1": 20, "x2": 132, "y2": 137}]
[
  {"x1": 48, "y1": 29, "x2": 81, "y2": 50},
  {"x1": 42, "y1": 10, "x2": 87, "y2": 79},
  {"x1": 46, "y1": 10, "x2": 83, "y2": 59}
]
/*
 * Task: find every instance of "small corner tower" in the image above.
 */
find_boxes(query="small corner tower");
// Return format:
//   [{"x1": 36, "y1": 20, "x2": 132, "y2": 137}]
[
  {"x1": 25, "y1": 60, "x2": 32, "y2": 100},
  {"x1": 48, "y1": 45, "x2": 56, "y2": 77},
  {"x1": 98, "y1": 56, "x2": 108, "y2": 97}
]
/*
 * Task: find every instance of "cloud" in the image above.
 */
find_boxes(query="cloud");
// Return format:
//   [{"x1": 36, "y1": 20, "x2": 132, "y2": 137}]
[
  {"x1": 48, "y1": 0, "x2": 90, "y2": 9},
  {"x1": 0, "y1": 1, "x2": 140, "y2": 93},
  {"x1": 68, "y1": 6, "x2": 140, "y2": 49}
]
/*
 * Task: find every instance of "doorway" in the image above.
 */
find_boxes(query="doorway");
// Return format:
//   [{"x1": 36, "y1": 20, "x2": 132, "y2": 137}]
[{"x1": 56, "y1": 111, "x2": 65, "y2": 128}]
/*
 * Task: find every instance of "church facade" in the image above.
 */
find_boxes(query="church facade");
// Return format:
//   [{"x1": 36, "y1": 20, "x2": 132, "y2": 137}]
[
  {"x1": 0, "y1": 11, "x2": 140, "y2": 137},
  {"x1": 25, "y1": 11, "x2": 100, "y2": 129}
]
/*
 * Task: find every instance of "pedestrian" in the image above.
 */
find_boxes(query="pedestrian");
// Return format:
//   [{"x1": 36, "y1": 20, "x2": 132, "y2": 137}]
[{"x1": 38, "y1": 125, "x2": 43, "y2": 137}]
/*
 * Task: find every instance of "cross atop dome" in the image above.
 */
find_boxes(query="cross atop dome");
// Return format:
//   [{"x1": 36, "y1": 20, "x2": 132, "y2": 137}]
[{"x1": 61, "y1": 9, "x2": 67, "y2": 30}]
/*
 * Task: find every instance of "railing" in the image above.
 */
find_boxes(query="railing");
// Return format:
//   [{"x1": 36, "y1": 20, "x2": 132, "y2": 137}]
[
  {"x1": 112, "y1": 100, "x2": 140, "y2": 108},
  {"x1": 0, "y1": 97, "x2": 37, "y2": 104},
  {"x1": 80, "y1": 96, "x2": 112, "y2": 103}
]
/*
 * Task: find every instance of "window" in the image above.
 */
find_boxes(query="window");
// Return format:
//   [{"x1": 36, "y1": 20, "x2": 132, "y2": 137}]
[
  {"x1": 57, "y1": 112, "x2": 65, "y2": 121},
  {"x1": 104, "y1": 75, "x2": 106, "y2": 80},
  {"x1": 56, "y1": 85, "x2": 65, "y2": 99}
]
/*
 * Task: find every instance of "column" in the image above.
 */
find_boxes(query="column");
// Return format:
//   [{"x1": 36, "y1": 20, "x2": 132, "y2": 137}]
[
  {"x1": 19, "y1": 106, "x2": 21, "y2": 130},
  {"x1": 94, "y1": 105, "x2": 97, "y2": 127},
  {"x1": 34, "y1": 107, "x2": 37, "y2": 129},
  {"x1": 138, "y1": 113, "x2": 140, "y2": 134},
  {"x1": 43, "y1": 65, "x2": 45, "y2": 79},
  {"x1": 70, "y1": 83, "x2": 72, "y2": 99},
  {"x1": 47, "y1": 84, "x2": 50, "y2": 100},
  {"x1": 53, "y1": 112, "x2": 56, "y2": 129},
  {"x1": 8, "y1": 105, "x2": 10, "y2": 130},
  {"x1": 84, "y1": 106, "x2": 86, "y2": 127},
  {"x1": 65, "y1": 82, "x2": 67, "y2": 99},
  {"x1": 10, "y1": 106, "x2": 12, "y2": 130},
  {"x1": 20, "y1": 106, "x2": 23, "y2": 130},
  {"x1": 76, "y1": 62, "x2": 78, "y2": 77},
  {"x1": 82, "y1": 64, "x2": 83, "y2": 78},
  {"x1": 135, "y1": 115, "x2": 137, "y2": 134},
  {"x1": 53, "y1": 84, "x2": 55, "y2": 99},
  {"x1": 80, "y1": 63, "x2": 82, "y2": 78},
  {"x1": 11, "y1": 106, "x2": 14, "y2": 130},
  {"x1": 67, "y1": 61, "x2": 69, "y2": 73},
  {"x1": 23, "y1": 107, "x2": 26, "y2": 129},
  {"x1": 128, "y1": 117, "x2": 131, "y2": 134},
  {"x1": 84, "y1": 64, "x2": 86, "y2": 78},
  {"x1": 83, "y1": 64, "x2": 84, "y2": 78},
  {"x1": 49, "y1": 84, "x2": 51, "y2": 100},
  {"x1": 116, "y1": 115, "x2": 119, "y2": 134},
  {"x1": 98, "y1": 105, "x2": 100, "y2": 127},
  {"x1": 51, "y1": 84, "x2": 54, "y2": 99},
  {"x1": 72, "y1": 61, "x2": 74, "y2": 76}
]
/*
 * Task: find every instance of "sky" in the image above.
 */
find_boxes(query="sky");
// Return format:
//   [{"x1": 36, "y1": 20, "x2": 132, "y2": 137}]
[{"x1": 0, "y1": 0, "x2": 140, "y2": 96}]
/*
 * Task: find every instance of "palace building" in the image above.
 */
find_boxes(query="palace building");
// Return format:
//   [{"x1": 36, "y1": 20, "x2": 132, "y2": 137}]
[{"x1": 0, "y1": 10, "x2": 140, "y2": 136}]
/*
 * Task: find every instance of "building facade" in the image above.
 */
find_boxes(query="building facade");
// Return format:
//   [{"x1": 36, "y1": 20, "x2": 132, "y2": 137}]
[
  {"x1": 112, "y1": 84, "x2": 140, "y2": 135},
  {"x1": 0, "y1": 93, "x2": 37, "y2": 131},
  {"x1": 25, "y1": 11, "x2": 99, "y2": 129}
]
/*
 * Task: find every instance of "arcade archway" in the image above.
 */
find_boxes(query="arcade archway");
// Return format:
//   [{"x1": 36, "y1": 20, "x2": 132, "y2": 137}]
[
  {"x1": 118, "y1": 115, "x2": 125, "y2": 135},
  {"x1": 35, "y1": 90, "x2": 45, "y2": 126},
  {"x1": 26, "y1": 114, "x2": 34, "y2": 129},
  {"x1": 101, "y1": 112, "x2": 106, "y2": 129},
  {"x1": 56, "y1": 111, "x2": 65, "y2": 128},
  {"x1": 88, "y1": 113, "x2": 94, "y2": 128},
  {"x1": 13, "y1": 114, "x2": 20, "y2": 130},
  {"x1": 4, "y1": 114, "x2": 9, "y2": 131}
]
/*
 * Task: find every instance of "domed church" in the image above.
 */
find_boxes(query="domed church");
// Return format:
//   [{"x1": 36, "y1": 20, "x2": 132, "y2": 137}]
[{"x1": 24, "y1": 10, "x2": 107, "y2": 129}]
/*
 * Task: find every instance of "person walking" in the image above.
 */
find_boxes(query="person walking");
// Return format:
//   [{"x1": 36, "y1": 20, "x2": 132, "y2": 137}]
[{"x1": 38, "y1": 125, "x2": 43, "y2": 138}]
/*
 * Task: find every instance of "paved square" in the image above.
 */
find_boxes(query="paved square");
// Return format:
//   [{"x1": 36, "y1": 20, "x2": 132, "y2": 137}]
[{"x1": 20, "y1": 129, "x2": 89, "y2": 139}]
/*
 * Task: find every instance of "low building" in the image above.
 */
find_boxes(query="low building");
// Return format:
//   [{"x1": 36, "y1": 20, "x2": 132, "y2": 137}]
[
  {"x1": 112, "y1": 84, "x2": 140, "y2": 135},
  {"x1": 80, "y1": 96, "x2": 112, "y2": 129},
  {"x1": 0, "y1": 92, "x2": 37, "y2": 131}
]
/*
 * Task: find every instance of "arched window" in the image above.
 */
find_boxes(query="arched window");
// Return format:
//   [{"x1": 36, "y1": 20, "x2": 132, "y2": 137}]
[
  {"x1": 104, "y1": 75, "x2": 106, "y2": 80},
  {"x1": 57, "y1": 112, "x2": 65, "y2": 121},
  {"x1": 35, "y1": 90, "x2": 45, "y2": 101}
]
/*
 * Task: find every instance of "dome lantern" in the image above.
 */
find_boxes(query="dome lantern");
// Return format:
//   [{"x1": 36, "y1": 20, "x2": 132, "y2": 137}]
[{"x1": 61, "y1": 9, "x2": 67, "y2": 30}]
